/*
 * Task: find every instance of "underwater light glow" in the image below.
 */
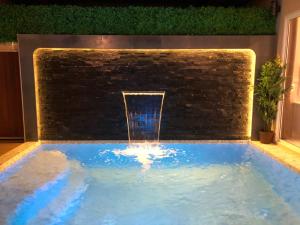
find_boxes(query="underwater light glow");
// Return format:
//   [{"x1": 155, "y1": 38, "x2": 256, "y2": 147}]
[
  {"x1": 2, "y1": 143, "x2": 300, "y2": 224},
  {"x1": 113, "y1": 143, "x2": 176, "y2": 171}
]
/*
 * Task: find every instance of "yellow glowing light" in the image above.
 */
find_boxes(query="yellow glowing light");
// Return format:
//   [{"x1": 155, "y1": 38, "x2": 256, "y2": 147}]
[
  {"x1": 33, "y1": 48, "x2": 256, "y2": 53},
  {"x1": 33, "y1": 49, "x2": 43, "y2": 140},
  {"x1": 33, "y1": 48, "x2": 256, "y2": 140},
  {"x1": 247, "y1": 49, "x2": 256, "y2": 139},
  {"x1": 122, "y1": 91, "x2": 165, "y2": 96}
]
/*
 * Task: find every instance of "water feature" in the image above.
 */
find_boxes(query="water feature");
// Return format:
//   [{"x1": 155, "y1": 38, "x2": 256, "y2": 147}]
[
  {"x1": 122, "y1": 92, "x2": 165, "y2": 142},
  {"x1": 2, "y1": 143, "x2": 300, "y2": 225}
]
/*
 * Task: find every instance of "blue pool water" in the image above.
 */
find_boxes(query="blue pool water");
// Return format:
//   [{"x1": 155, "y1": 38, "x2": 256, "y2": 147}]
[{"x1": 1, "y1": 143, "x2": 300, "y2": 225}]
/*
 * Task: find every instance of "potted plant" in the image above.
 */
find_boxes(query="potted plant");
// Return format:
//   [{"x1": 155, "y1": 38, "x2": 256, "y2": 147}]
[{"x1": 255, "y1": 58, "x2": 289, "y2": 144}]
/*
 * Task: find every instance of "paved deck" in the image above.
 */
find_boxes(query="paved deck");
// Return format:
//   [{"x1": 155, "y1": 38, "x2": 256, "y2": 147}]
[
  {"x1": 251, "y1": 141, "x2": 300, "y2": 174},
  {"x1": 0, "y1": 142, "x2": 23, "y2": 157},
  {"x1": 0, "y1": 142, "x2": 40, "y2": 172}
]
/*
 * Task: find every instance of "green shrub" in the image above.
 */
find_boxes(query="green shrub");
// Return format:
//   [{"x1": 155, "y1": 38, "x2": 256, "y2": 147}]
[
  {"x1": 0, "y1": 5, "x2": 276, "y2": 42},
  {"x1": 255, "y1": 58, "x2": 289, "y2": 132}
]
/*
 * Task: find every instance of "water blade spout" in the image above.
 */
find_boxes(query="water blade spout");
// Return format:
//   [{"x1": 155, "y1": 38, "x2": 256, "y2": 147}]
[{"x1": 122, "y1": 91, "x2": 165, "y2": 142}]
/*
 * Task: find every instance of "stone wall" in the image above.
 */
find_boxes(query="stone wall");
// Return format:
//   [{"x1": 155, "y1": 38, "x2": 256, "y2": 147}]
[{"x1": 34, "y1": 48, "x2": 254, "y2": 140}]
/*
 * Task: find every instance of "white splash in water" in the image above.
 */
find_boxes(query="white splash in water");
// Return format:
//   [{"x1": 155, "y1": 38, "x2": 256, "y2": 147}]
[{"x1": 113, "y1": 143, "x2": 176, "y2": 171}]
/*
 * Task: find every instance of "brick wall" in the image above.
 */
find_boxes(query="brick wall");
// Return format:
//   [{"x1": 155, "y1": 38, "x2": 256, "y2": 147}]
[{"x1": 35, "y1": 49, "x2": 254, "y2": 140}]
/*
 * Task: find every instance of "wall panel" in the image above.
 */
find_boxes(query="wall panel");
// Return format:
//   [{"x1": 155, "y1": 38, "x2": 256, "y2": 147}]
[
  {"x1": 0, "y1": 52, "x2": 23, "y2": 138},
  {"x1": 34, "y1": 49, "x2": 254, "y2": 140}
]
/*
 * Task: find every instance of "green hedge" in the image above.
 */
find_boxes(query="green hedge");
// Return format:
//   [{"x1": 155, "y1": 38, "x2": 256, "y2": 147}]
[{"x1": 0, "y1": 5, "x2": 276, "y2": 42}]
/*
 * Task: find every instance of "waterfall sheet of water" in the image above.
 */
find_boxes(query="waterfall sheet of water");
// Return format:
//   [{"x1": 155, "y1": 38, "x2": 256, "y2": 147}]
[{"x1": 122, "y1": 92, "x2": 165, "y2": 142}]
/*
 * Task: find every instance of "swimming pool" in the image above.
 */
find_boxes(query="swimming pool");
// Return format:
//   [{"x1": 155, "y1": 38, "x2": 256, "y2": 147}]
[{"x1": 1, "y1": 143, "x2": 300, "y2": 225}]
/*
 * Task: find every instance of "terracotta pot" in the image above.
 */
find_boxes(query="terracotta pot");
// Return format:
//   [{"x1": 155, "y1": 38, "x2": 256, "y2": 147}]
[{"x1": 259, "y1": 131, "x2": 274, "y2": 144}]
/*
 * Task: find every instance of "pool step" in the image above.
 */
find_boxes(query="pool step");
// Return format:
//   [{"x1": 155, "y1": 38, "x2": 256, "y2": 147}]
[
  {"x1": 27, "y1": 160, "x2": 87, "y2": 225},
  {"x1": 0, "y1": 151, "x2": 69, "y2": 225}
]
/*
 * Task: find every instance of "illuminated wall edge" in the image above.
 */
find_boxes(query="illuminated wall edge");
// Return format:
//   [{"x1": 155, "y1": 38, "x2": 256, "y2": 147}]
[{"x1": 32, "y1": 48, "x2": 256, "y2": 140}]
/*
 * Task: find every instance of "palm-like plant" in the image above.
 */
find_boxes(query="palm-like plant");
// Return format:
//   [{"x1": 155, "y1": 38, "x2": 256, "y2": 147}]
[{"x1": 255, "y1": 58, "x2": 288, "y2": 132}]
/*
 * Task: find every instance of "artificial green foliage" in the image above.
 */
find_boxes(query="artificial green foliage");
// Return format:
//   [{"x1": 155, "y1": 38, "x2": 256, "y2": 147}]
[
  {"x1": 255, "y1": 58, "x2": 288, "y2": 132},
  {"x1": 0, "y1": 5, "x2": 276, "y2": 42}
]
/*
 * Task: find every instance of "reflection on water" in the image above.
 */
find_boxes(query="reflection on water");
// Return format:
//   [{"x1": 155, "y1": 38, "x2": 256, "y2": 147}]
[{"x1": 113, "y1": 143, "x2": 176, "y2": 171}]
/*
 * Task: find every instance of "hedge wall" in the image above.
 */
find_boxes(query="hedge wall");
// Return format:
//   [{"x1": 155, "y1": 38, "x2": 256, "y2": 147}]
[
  {"x1": 0, "y1": 5, "x2": 276, "y2": 42},
  {"x1": 10, "y1": 0, "x2": 252, "y2": 7}
]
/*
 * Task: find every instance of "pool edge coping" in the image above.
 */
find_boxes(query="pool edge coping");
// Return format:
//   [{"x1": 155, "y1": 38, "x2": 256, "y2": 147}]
[
  {"x1": 0, "y1": 142, "x2": 40, "y2": 172},
  {"x1": 40, "y1": 140, "x2": 249, "y2": 144},
  {"x1": 250, "y1": 141, "x2": 300, "y2": 175}
]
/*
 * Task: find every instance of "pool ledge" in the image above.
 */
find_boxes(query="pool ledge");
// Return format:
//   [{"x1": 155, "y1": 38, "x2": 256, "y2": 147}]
[
  {"x1": 40, "y1": 140, "x2": 249, "y2": 144},
  {"x1": 0, "y1": 142, "x2": 40, "y2": 172},
  {"x1": 251, "y1": 141, "x2": 300, "y2": 174}
]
